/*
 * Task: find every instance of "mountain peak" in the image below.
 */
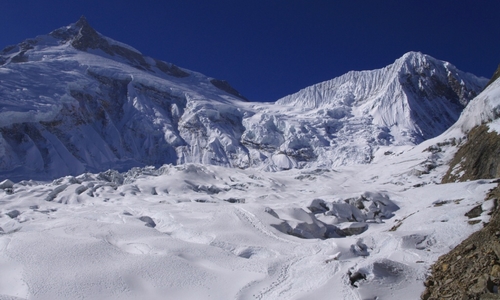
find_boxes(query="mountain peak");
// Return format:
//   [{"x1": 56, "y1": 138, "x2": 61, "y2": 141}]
[
  {"x1": 275, "y1": 51, "x2": 487, "y2": 144},
  {"x1": 75, "y1": 15, "x2": 90, "y2": 28},
  {"x1": 395, "y1": 51, "x2": 433, "y2": 68},
  {"x1": 70, "y1": 17, "x2": 106, "y2": 52},
  {"x1": 50, "y1": 17, "x2": 160, "y2": 71},
  {"x1": 402, "y1": 51, "x2": 425, "y2": 59},
  {"x1": 49, "y1": 16, "x2": 99, "y2": 46}
]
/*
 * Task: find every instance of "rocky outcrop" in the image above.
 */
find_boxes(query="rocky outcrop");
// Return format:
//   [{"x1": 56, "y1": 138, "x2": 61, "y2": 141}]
[
  {"x1": 210, "y1": 79, "x2": 248, "y2": 101},
  {"x1": 485, "y1": 64, "x2": 500, "y2": 89},
  {"x1": 52, "y1": 16, "x2": 190, "y2": 76},
  {"x1": 442, "y1": 125, "x2": 500, "y2": 183},
  {"x1": 424, "y1": 90, "x2": 500, "y2": 298}
]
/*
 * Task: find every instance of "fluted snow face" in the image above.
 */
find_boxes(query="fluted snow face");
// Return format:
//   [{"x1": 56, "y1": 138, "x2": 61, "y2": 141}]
[
  {"x1": 243, "y1": 52, "x2": 486, "y2": 169},
  {"x1": 0, "y1": 19, "x2": 487, "y2": 180},
  {"x1": 276, "y1": 52, "x2": 485, "y2": 140}
]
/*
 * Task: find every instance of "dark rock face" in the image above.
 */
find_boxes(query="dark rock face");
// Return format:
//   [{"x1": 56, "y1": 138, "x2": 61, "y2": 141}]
[
  {"x1": 210, "y1": 79, "x2": 248, "y2": 101},
  {"x1": 139, "y1": 216, "x2": 156, "y2": 228},
  {"x1": 70, "y1": 17, "x2": 151, "y2": 71},
  {"x1": 1, "y1": 39, "x2": 37, "y2": 64},
  {"x1": 442, "y1": 125, "x2": 500, "y2": 183},
  {"x1": 6, "y1": 210, "x2": 21, "y2": 219},
  {"x1": 485, "y1": 64, "x2": 500, "y2": 89},
  {"x1": 155, "y1": 59, "x2": 190, "y2": 78},
  {"x1": 70, "y1": 17, "x2": 108, "y2": 51}
]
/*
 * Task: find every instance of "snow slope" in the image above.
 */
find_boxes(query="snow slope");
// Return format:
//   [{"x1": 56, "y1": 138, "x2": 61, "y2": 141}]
[
  {"x1": 452, "y1": 72, "x2": 500, "y2": 134},
  {"x1": 0, "y1": 135, "x2": 495, "y2": 299},
  {"x1": 0, "y1": 18, "x2": 487, "y2": 180}
]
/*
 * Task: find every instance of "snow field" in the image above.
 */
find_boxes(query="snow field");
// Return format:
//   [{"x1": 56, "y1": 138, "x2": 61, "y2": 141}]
[{"x1": 0, "y1": 139, "x2": 496, "y2": 299}]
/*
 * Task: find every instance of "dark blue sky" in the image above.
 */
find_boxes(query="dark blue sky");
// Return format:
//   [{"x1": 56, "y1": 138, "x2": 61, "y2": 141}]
[{"x1": 2, "y1": 1, "x2": 500, "y2": 101}]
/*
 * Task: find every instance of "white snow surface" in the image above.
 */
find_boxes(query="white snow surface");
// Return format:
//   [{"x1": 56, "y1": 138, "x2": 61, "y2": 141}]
[
  {"x1": 0, "y1": 135, "x2": 495, "y2": 300},
  {"x1": 0, "y1": 20, "x2": 487, "y2": 180},
  {"x1": 453, "y1": 77, "x2": 500, "y2": 133}
]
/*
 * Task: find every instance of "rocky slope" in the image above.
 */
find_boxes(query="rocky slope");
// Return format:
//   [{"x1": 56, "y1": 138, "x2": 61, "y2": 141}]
[
  {"x1": 422, "y1": 184, "x2": 500, "y2": 300},
  {"x1": 442, "y1": 125, "x2": 500, "y2": 183}
]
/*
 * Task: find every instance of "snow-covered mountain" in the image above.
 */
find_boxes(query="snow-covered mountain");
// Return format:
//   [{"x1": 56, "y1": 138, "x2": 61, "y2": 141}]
[
  {"x1": 247, "y1": 52, "x2": 486, "y2": 169},
  {"x1": 276, "y1": 51, "x2": 484, "y2": 142},
  {"x1": 1, "y1": 17, "x2": 500, "y2": 300},
  {"x1": 0, "y1": 17, "x2": 251, "y2": 180},
  {"x1": 0, "y1": 17, "x2": 487, "y2": 180}
]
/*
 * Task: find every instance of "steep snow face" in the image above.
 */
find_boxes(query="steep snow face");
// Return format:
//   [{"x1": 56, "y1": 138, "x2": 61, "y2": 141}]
[
  {"x1": 276, "y1": 53, "x2": 485, "y2": 142},
  {"x1": 0, "y1": 18, "x2": 487, "y2": 179},
  {"x1": 242, "y1": 52, "x2": 486, "y2": 169}
]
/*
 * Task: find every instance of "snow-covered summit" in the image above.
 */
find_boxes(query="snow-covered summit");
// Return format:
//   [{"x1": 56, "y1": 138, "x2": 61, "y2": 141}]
[{"x1": 276, "y1": 51, "x2": 486, "y2": 142}]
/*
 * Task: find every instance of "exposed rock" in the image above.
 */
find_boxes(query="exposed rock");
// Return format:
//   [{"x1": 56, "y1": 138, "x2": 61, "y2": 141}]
[
  {"x1": 6, "y1": 210, "x2": 20, "y2": 219},
  {"x1": 155, "y1": 59, "x2": 190, "y2": 78},
  {"x1": 466, "y1": 205, "x2": 484, "y2": 219},
  {"x1": 348, "y1": 270, "x2": 366, "y2": 287},
  {"x1": 480, "y1": 293, "x2": 500, "y2": 299},
  {"x1": 138, "y1": 216, "x2": 156, "y2": 228},
  {"x1": 442, "y1": 125, "x2": 500, "y2": 183},
  {"x1": 210, "y1": 79, "x2": 248, "y2": 101},
  {"x1": 338, "y1": 222, "x2": 368, "y2": 236},
  {"x1": 61, "y1": 16, "x2": 152, "y2": 71},
  {"x1": 223, "y1": 198, "x2": 245, "y2": 203},
  {"x1": 485, "y1": 64, "x2": 500, "y2": 89},
  {"x1": 490, "y1": 264, "x2": 500, "y2": 278}
]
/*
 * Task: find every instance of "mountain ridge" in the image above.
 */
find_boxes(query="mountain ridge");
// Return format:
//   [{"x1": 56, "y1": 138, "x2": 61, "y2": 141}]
[{"x1": 0, "y1": 19, "x2": 488, "y2": 180}]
